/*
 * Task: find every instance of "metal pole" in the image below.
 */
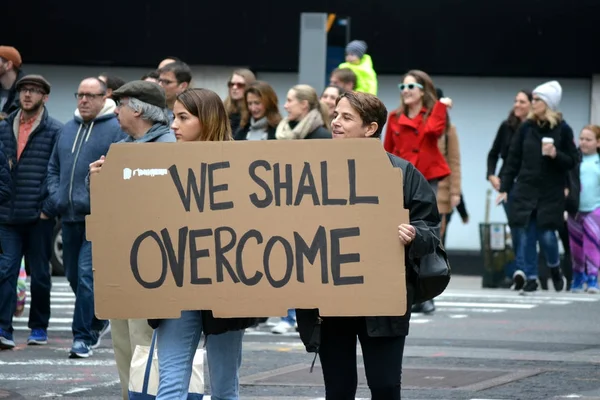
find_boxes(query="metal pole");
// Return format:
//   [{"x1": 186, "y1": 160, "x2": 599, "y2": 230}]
[{"x1": 298, "y1": 12, "x2": 328, "y2": 95}]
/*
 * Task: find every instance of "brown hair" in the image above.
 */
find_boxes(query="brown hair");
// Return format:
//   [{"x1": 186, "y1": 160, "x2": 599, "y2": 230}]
[
  {"x1": 290, "y1": 84, "x2": 329, "y2": 128},
  {"x1": 240, "y1": 81, "x2": 282, "y2": 129},
  {"x1": 223, "y1": 69, "x2": 256, "y2": 122},
  {"x1": 175, "y1": 88, "x2": 232, "y2": 142},
  {"x1": 394, "y1": 70, "x2": 437, "y2": 120},
  {"x1": 331, "y1": 68, "x2": 357, "y2": 88},
  {"x1": 336, "y1": 91, "x2": 388, "y2": 138},
  {"x1": 582, "y1": 125, "x2": 600, "y2": 140}
]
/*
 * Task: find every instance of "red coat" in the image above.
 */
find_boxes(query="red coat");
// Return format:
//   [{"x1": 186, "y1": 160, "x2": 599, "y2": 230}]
[{"x1": 383, "y1": 101, "x2": 451, "y2": 182}]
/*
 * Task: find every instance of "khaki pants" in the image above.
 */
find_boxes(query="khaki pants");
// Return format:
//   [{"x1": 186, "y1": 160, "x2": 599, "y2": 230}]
[{"x1": 110, "y1": 319, "x2": 154, "y2": 400}]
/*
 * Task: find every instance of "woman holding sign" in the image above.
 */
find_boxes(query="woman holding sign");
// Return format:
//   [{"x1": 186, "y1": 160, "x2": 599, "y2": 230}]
[
  {"x1": 160, "y1": 88, "x2": 256, "y2": 399},
  {"x1": 297, "y1": 91, "x2": 441, "y2": 400}
]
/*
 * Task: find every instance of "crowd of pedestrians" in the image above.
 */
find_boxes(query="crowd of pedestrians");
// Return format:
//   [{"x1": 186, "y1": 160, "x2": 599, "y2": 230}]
[{"x1": 0, "y1": 38, "x2": 598, "y2": 400}]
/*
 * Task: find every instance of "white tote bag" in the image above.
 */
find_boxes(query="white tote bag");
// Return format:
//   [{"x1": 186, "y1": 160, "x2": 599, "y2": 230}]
[{"x1": 129, "y1": 330, "x2": 205, "y2": 399}]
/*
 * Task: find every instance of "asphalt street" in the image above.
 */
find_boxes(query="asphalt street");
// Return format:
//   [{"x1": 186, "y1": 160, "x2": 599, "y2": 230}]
[{"x1": 1, "y1": 276, "x2": 600, "y2": 399}]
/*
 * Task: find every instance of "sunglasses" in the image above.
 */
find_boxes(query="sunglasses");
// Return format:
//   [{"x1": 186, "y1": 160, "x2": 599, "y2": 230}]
[
  {"x1": 398, "y1": 83, "x2": 424, "y2": 91},
  {"x1": 228, "y1": 82, "x2": 246, "y2": 89}
]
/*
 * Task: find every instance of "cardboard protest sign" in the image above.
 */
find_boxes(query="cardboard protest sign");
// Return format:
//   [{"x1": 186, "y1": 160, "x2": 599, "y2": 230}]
[{"x1": 86, "y1": 139, "x2": 409, "y2": 319}]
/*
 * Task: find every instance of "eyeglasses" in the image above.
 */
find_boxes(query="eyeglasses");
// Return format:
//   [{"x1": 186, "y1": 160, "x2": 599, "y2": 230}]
[
  {"x1": 228, "y1": 82, "x2": 246, "y2": 89},
  {"x1": 19, "y1": 87, "x2": 45, "y2": 95},
  {"x1": 398, "y1": 83, "x2": 423, "y2": 91},
  {"x1": 74, "y1": 92, "x2": 105, "y2": 100}
]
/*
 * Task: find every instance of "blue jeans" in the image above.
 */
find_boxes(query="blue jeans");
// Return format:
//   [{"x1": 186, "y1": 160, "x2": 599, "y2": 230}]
[
  {"x1": 0, "y1": 219, "x2": 54, "y2": 332},
  {"x1": 157, "y1": 311, "x2": 244, "y2": 400},
  {"x1": 515, "y1": 216, "x2": 560, "y2": 280},
  {"x1": 62, "y1": 221, "x2": 99, "y2": 344},
  {"x1": 282, "y1": 309, "x2": 296, "y2": 325}
]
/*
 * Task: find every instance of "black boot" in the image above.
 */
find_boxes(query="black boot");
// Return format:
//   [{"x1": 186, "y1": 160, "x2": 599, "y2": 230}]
[{"x1": 550, "y1": 266, "x2": 565, "y2": 292}]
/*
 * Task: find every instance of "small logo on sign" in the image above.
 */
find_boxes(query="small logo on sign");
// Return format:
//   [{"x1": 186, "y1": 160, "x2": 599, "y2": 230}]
[{"x1": 123, "y1": 168, "x2": 169, "y2": 180}]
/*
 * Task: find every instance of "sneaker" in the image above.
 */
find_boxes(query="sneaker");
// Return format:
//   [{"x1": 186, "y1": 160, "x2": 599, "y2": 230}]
[
  {"x1": 421, "y1": 300, "x2": 436, "y2": 315},
  {"x1": 549, "y1": 266, "x2": 565, "y2": 292},
  {"x1": 27, "y1": 328, "x2": 48, "y2": 345},
  {"x1": 271, "y1": 321, "x2": 294, "y2": 334},
  {"x1": 586, "y1": 275, "x2": 599, "y2": 294},
  {"x1": 91, "y1": 321, "x2": 111, "y2": 349},
  {"x1": 0, "y1": 328, "x2": 15, "y2": 350},
  {"x1": 69, "y1": 340, "x2": 93, "y2": 358},
  {"x1": 571, "y1": 271, "x2": 587, "y2": 293},
  {"x1": 520, "y1": 279, "x2": 538, "y2": 295},
  {"x1": 513, "y1": 270, "x2": 526, "y2": 291}
]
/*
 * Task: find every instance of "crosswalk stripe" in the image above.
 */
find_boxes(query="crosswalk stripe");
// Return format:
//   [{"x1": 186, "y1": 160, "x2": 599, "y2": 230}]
[{"x1": 439, "y1": 292, "x2": 600, "y2": 302}]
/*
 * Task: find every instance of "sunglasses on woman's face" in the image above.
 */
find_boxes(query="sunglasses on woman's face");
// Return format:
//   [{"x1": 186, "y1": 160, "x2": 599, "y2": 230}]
[
  {"x1": 228, "y1": 82, "x2": 246, "y2": 89},
  {"x1": 398, "y1": 83, "x2": 423, "y2": 91}
]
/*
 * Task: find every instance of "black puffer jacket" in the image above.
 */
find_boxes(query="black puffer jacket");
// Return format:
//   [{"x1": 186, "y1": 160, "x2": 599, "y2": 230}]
[
  {"x1": 296, "y1": 153, "x2": 441, "y2": 352},
  {"x1": 500, "y1": 119, "x2": 578, "y2": 230}
]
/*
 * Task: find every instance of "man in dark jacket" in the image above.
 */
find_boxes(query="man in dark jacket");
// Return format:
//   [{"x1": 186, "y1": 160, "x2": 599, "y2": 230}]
[
  {"x1": 0, "y1": 75, "x2": 62, "y2": 350},
  {"x1": 0, "y1": 46, "x2": 25, "y2": 119},
  {"x1": 87, "y1": 80, "x2": 174, "y2": 399},
  {"x1": 296, "y1": 91, "x2": 440, "y2": 400},
  {"x1": 0, "y1": 141, "x2": 11, "y2": 204},
  {"x1": 47, "y1": 77, "x2": 126, "y2": 358}
]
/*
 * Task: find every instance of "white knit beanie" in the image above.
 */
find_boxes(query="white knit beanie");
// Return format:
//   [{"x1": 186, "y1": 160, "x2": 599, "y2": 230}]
[{"x1": 533, "y1": 80, "x2": 562, "y2": 111}]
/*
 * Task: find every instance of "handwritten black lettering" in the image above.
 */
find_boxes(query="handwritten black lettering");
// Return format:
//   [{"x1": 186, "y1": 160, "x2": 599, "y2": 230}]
[
  {"x1": 160, "y1": 227, "x2": 188, "y2": 287},
  {"x1": 273, "y1": 163, "x2": 293, "y2": 206},
  {"x1": 214, "y1": 227, "x2": 241, "y2": 283},
  {"x1": 348, "y1": 160, "x2": 379, "y2": 205},
  {"x1": 321, "y1": 161, "x2": 347, "y2": 205},
  {"x1": 294, "y1": 162, "x2": 320, "y2": 206},
  {"x1": 168, "y1": 164, "x2": 208, "y2": 212},
  {"x1": 263, "y1": 236, "x2": 294, "y2": 288},
  {"x1": 330, "y1": 227, "x2": 363, "y2": 286},
  {"x1": 208, "y1": 162, "x2": 234, "y2": 211},
  {"x1": 294, "y1": 226, "x2": 328, "y2": 283},
  {"x1": 236, "y1": 229, "x2": 264, "y2": 286},
  {"x1": 130, "y1": 230, "x2": 168, "y2": 289},
  {"x1": 189, "y1": 228, "x2": 213, "y2": 285},
  {"x1": 248, "y1": 160, "x2": 273, "y2": 208}
]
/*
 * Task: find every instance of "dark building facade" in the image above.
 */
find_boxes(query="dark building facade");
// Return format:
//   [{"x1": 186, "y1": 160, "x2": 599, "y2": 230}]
[{"x1": 3, "y1": 0, "x2": 599, "y2": 77}]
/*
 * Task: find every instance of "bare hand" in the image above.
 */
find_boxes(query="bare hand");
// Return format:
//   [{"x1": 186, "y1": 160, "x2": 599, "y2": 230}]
[
  {"x1": 451, "y1": 195, "x2": 461, "y2": 209},
  {"x1": 440, "y1": 97, "x2": 453, "y2": 108},
  {"x1": 398, "y1": 224, "x2": 417, "y2": 245},
  {"x1": 488, "y1": 175, "x2": 501, "y2": 191},
  {"x1": 564, "y1": 188, "x2": 570, "y2": 197},
  {"x1": 542, "y1": 143, "x2": 557, "y2": 158},
  {"x1": 90, "y1": 156, "x2": 106, "y2": 175},
  {"x1": 496, "y1": 192, "x2": 508, "y2": 205},
  {"x1": 40, "y1": 212, "x2": 50, "y2": 220}
]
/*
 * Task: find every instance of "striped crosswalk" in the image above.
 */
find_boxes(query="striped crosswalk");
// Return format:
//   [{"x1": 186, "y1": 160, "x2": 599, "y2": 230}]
[{"x1": 12, "y1": 281, "x2": 600, "y2": 333}]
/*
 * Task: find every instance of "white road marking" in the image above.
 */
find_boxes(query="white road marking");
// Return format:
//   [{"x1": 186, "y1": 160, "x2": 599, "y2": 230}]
[
  {"x1": 63, "y1": 388, "x2": 91, "y2": 394},
  {"x1": 0, "y1": 359, "x2": 116, "y2": 366},
  {"x1": 434, "y1": 301, "x2": 536, "y2": 309}
]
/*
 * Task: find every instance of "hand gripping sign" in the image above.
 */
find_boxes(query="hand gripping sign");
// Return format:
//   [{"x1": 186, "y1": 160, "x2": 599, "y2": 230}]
[{"x1": 86, "y1": 139, "x2": 409, "y2": 319}]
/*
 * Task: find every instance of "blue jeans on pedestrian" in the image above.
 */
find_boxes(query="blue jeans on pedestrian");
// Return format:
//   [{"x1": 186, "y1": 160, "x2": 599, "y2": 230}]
[
  {"x1": 514, "y1": 216, "x2": 560, "y2": 280},
  {"x1": 156, "y1": 311, "x2": 244, "y2": 400},
  {"x1": 282, "y1": 309, "x2": 296, "y2": 325},
  {"x1": 502, "y1": 190, "x2": 522, "y2": 278},
  {"x1": 62, "y1": 221, "x2": 99, "y2": 344},
  {"x1": 0, "y1": 219, "x2": 54, "y2": 332}
]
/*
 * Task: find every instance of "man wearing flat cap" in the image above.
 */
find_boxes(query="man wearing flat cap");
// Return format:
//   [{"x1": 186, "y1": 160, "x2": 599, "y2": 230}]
[
  {"x1": 87, "y1": 80, "x2": 174, "y2": 399},
  {"x1": 0, "y1": 74, "x2": 63, "y2": 350},
  {"x1": 0, "y1": 46, "x2": 25, "y2": 119}
]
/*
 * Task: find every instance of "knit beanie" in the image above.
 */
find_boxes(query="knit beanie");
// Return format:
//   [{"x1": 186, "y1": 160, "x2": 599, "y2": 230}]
[
  {"x1": 345, "y1": 40, "x2": 367, "y2": 59},
  {"x1": 533, "y1": 80, "x2": 562, "y2": 111}
]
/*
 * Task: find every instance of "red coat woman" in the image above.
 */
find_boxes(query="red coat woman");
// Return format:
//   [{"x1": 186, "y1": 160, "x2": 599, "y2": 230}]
[{"x1": 384, "y1": 70, "x2": 452, "y2": 187}]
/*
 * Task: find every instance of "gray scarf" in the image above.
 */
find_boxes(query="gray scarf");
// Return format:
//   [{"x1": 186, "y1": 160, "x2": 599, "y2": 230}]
[{"x1": 246, "y1": 117, "x2": 269, "y2": 141}]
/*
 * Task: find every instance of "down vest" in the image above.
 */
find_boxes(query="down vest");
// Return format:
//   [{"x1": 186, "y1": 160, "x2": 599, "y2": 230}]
[{"x1": 0, "y1": 107, "x2": 62, "y2": 223}]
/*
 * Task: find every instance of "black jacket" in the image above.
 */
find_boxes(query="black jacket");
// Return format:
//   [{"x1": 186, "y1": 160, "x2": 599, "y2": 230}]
[
  {"x1": 487, "y1": 119, "x2": 517, "y2": 180},
  {"x1": 296, "y1": 153, "x2": 441, "y2": 352},
  {"x1": 233, "y1": 124, "x2": 277, "y2": 140},
  {"x1": 0, "y1": 140, "x2": 11, "y2": 204},
  {"x1": 500, "y1": 119, "x2": 578, "y2": 230}
]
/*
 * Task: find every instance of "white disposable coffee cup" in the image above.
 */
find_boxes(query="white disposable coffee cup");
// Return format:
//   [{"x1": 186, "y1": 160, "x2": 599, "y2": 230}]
[{"x1": 542, "y1": 137, "x2": 554, "y2": 154}]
